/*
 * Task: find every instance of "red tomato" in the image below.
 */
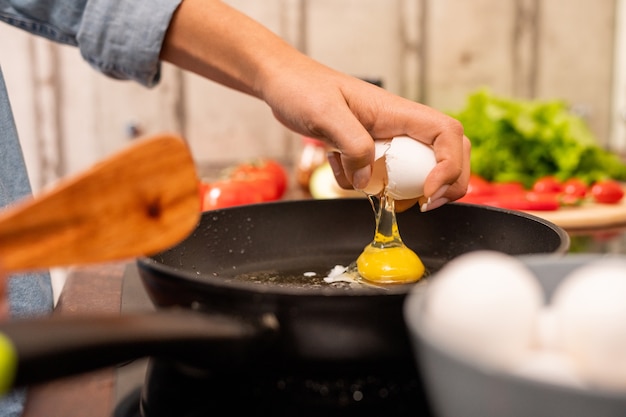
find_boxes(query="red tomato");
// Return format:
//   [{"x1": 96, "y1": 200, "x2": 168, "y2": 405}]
[
  {"x1": 262, "y1": 159, "x2": 289, "y2": 197},
  {"x1": 562, "y1": 178, "x2": 588, "y2": 199},
  {"x1": 459, "y1": 175, "x2": 563, "y2": 211},
  {"x1": 524, "y1": 191, "x2": 562, "y2": 209},
  {"x1": 199, "y1": 181, "x2": 212, "y2": 201},
  {"x1": 230, "y1": 159, "x2": 288, "y2": 200},
  {"x1": 590, "y1": 180, "x2": 625, "y2": 204},
  {"x1": 492, "y1": 181, "x2": 525, "y2": 195},
  {"x1": 483, "y1": 192, "x2": 560, "y2": 211},
  {"x1": 231, "y1": 171, "x2": 281, "y2": 201},
  {"x1": 466, "y1": 174, "x2": 493, "y2": 197},
  {"x1": 532, "y1": 176, "x2": 563, "y2": 194},
  {"x1": 201, "y1": 179, "x2": 264, "y2": 211}
]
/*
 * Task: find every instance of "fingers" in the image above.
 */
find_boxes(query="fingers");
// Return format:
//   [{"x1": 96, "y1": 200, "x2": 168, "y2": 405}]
[
  {"x1": 328, "y1": 89, "x2": 468, "y2": 210},
  {"x1": 264, "y1": 66, "x2": 469, "y2": 209},
  {"x1": 317, "y1": 114, "x2": 376, "y2": 191},
  {"x1": 417, "y1": 134, "x2": 471, "y2": 212},
  {"x1": 328, "y1": 130, "x2": 470, "y2": 214},
  {"x1": 327, "y1": 151, "x2": 352, "y2": 189}
]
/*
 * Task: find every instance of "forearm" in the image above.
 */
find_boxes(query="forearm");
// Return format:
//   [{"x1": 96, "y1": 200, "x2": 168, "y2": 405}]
[{"x1": 160, "y1": 0, "x2": 311, "y2": 99}]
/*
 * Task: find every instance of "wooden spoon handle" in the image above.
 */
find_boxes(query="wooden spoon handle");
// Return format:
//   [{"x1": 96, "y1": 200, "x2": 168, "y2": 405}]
[{"x1": 0, "y1": 134, "x2": 200, "y2": 272}]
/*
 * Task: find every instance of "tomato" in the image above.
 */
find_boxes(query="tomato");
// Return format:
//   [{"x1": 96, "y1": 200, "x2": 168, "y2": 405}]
[
  {"x1": 199, "y1": 181, "x2": 212, "y2": 201},
  {"x1": 460, "y1": 175, "x2": 559, "y2": 210},
  {"x1": 466, "y1": 174, "x2": 493, "y2": 197},
  {"x1": 262, "y1": 159, "x2": 289, "y2": 197},
  {"x1": 201, "y1": 179, "x2": 264, "y2": 211},
  {"x1": 492, "y1": 181, "x2": 525, "y2": 195},
  {"x1": 199, "y1": 158, "x2": 289, "y2": 211},
  {"x1": 562, "y1": 178, "x2": 587, "y2": 197},
  {"x1": 590, "y1": 179, "x2": 624, "y2": 204},
  {"x1": 231, "y1": 170, "x2": 281, "y2": 201},
  {"x1": 532, "y1": 176, "x2": 563, "y2": 194},
  {"x1": 481, "y1": 192, "x2": 560, "y2": 211},
  {"x1": 524, "y1": 191, "x2": 562, "y2": 209},
  {"x1": 230, "y1": 159, "x2": 288, "y2": 200}
]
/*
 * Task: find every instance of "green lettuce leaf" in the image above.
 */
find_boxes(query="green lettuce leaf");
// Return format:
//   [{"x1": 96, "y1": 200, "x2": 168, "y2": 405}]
[{"x1": 448, "y1": 89, "x2": 626, "y2": 188}]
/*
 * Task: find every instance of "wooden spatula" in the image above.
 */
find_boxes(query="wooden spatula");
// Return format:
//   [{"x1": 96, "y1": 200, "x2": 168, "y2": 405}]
[{"x1": 0, "y1": 133, "x2": 200, "y2": 272}]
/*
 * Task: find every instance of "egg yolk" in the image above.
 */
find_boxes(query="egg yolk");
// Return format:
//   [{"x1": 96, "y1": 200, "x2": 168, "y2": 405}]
[{"x1": 356, "y1": 193, "x2": 425, "y2": 284}]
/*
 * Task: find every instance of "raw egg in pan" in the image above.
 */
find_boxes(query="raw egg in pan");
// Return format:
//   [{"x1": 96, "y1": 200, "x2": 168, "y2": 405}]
[{"x1": 357, "y1": 136, "x2": 437, "y2": 284}]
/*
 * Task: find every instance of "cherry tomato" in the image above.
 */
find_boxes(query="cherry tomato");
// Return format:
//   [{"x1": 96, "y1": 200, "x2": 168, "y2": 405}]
[
  {"x1": 484, "y1": 191, "x2": 560, "y2": 211},
  {"x1": 590, "y1": 179, "x2": 625, "y2": 204},
  {"x1": 532, "y1": 176, "x2": 563, "y2": 194},
  {"x1": 562, "y1": 178, "x2": 588, "y2": 199},
  {"x1": 525, "y1": 191, "x2": 563, "y2": 209}
]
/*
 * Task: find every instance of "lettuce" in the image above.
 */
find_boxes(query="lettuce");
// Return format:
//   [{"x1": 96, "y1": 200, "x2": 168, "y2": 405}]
[{"x1": 448, "y1": 89, "x2": 626, "y2": 188}]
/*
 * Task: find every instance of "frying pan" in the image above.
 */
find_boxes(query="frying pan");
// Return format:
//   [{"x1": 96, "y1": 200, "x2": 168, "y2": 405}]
[
  {"x1": 137, "y1": 200, "x2": 569, "y2": 368},
  {"x1": 0, "y1": 199, "x2": 569, "y2": 392}
]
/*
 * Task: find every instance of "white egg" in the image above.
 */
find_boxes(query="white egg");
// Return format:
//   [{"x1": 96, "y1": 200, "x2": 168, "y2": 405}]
[
  {"x1": 421, "y1": 250, "x2": 543, "y2": 370},
  {"x1": 534, "y1": 306, "x2": 561, "y2": 351},
  {"x1": 362, "y1": 136, "x2": 436, "y2": 200},
  {"x1": 552, "y1": 258, "x2": 626, "y2": 391},
  {"x1": 513, "y1": 350, "x2": 586, "y2": 388}
]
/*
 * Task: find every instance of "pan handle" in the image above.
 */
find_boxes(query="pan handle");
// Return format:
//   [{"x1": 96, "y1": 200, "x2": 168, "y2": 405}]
[{"x1": 0, "y1": 308, "x2": 278, "y2": 394}]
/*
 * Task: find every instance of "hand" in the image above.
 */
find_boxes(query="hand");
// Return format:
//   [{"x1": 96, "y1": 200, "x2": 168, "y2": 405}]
[
  {"x1": 260, "y1": 68, "x2": 470, "y2": 212},
  {"x1": 161, "y1": 0, "x2": 469, "y2": 212}
]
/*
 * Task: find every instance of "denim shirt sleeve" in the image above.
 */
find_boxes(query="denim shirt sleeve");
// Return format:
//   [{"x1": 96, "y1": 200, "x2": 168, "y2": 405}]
[{"x1": 0, "y1": 0, "x2": 182, "y2": 87}]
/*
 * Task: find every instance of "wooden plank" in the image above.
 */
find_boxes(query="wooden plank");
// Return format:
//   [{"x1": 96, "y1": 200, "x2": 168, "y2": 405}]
[
  {"x1": 183, "y1": 0, "x2": 295, "y2": 166},
  {"x1": 424, "y1": 0, "x2": 519, "y2": 112},
  {"x1": 82, "y1": 62, "x2": 185, "y2": 166},
  {"x1": 537, "y1": 0, "x2": 616, "y2": 145},
  {"x1": 400, "y1": 0, "x2": 427, "y2": 102},
  {"x1": 306, "y1": 0, "x2": 405, "y2": 93},
  {"x1": 611, "y1": 0, "x2": 626, "y2": 154}
]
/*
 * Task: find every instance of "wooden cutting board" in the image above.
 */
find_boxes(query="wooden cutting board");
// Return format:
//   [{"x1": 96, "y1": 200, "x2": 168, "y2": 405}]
[{"x1": 523, "y1": 187, "x2": 626, "y2": 230}]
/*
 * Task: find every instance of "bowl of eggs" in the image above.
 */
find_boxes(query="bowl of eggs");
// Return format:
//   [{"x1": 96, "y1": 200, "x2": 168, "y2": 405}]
[{"x1": 404, "y1": 251, "x2": 626, "y2": 417}]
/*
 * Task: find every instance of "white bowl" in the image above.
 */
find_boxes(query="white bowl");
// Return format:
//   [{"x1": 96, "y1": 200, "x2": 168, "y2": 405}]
[{"x1": 404, "y1": 254, "x2": 626, "y2": 417}]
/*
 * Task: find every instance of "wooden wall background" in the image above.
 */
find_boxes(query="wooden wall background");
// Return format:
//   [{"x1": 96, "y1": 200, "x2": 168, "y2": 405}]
[{"x1": 1, "y1": 0, "x2": 624, "y2": 194}]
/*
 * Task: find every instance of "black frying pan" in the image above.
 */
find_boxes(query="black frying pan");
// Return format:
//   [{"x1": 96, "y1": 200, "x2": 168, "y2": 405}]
[{"x1": 0, "y1": 199, "x2": 569, "y2": 391}]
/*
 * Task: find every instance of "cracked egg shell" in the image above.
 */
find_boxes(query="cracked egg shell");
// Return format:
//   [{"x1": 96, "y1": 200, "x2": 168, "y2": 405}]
[{"x1": 362, "y1": 136, "x2": 437, "y2": 200}]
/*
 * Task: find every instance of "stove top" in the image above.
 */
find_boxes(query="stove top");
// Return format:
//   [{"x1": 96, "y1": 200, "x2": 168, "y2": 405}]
[
  {"x1": 112, "y1": 228, "x2": 626, "y2": 417},
  {"x1": 112, "y1": 266, "x2": 434, "y2": 417}
]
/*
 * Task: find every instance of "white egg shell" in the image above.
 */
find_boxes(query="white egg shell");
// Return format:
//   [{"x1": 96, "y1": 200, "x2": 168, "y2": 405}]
[
  {"x1": 362, "y1": 140, "x2": 390, "y2": 196},
  {"x1": 552, "y1": 258, "x2": 626, "y2": 391},
  {"x1": 421, "y1": 251, "x2": 543, "y2": 371},
  {"x1": 362, "y1": 136, "x2": 436, "y2": 200},
  {"x1": 534, "y1": 306, "x2": 561, "y2": 351},
  {"x1": 513, "y1": 350, "x2": 586, "y2": 389}
]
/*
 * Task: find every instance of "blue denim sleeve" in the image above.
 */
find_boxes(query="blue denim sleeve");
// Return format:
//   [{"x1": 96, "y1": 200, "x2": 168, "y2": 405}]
[{"x1": 0, "y1": 0, "x2": 182, "y2": 87}]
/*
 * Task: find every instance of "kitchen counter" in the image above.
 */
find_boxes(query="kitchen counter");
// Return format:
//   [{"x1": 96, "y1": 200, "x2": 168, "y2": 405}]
[{"x1": 19, "y1": 220, "x2": 626, "y2": 416}]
